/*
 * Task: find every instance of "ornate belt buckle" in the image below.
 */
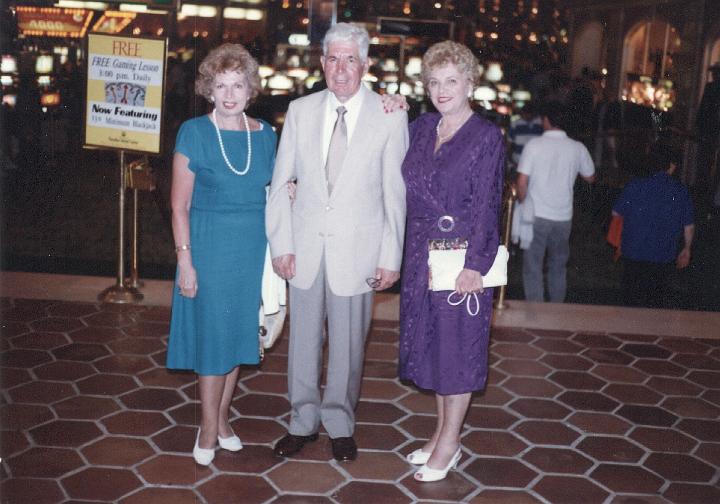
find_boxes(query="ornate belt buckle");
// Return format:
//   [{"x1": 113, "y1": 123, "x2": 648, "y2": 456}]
[{"x1": 437, "y1": 215, "x2": 455, "y2": 232}]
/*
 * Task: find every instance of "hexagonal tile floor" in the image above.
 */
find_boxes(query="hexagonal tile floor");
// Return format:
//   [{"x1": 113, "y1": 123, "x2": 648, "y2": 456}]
[{"x1": 1, "y1": 297, "x2": 720, "y2": 503}]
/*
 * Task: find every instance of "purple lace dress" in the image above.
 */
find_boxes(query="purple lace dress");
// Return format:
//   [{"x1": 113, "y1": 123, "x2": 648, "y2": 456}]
[{"x1": 399, "y1": 112, "x2": 505, "y2": 395}]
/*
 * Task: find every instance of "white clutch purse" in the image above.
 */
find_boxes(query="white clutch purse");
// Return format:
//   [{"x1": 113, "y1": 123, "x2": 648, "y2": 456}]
[
  {"x1": 428, "y1": 241, "x2": 509, "y2": 291},
  {"x1": 258, "y1": 244, "x2": 287, "y2": 358}
]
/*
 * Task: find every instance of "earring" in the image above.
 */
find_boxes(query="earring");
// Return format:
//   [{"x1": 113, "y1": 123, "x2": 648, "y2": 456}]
[{"x1": 210, "y1": 96, "x2": 215, "y2": 103}]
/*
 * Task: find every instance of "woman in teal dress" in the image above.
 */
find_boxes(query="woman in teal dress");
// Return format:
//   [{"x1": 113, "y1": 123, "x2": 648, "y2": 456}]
[{"x1": 167, "y1": 44, "x2": 276, "y2": 466}]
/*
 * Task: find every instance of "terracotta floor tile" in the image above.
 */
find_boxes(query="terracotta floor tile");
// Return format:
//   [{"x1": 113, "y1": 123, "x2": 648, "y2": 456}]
[
  {"x1": 232, "y1": 393, "x2": 290, "y2": 417},
  {"x1": 522, "y1": 447, "x2": 594, "y2": 474},
  {"x1": 685, "y1": 370, "x2": 720, "y2": 388},
  {"x1": 273, "y1": 495, "x2": 334, "y2": 504},
  {"x1": 83, "y1": 311, "x2": 136, "y2": 328},
  {"x1": 504, "y1": 377, "x2": 562, "y2": 398},
  {"x1": 150, "y1": 349, "x2": 168, "y2": 366},
  {"x1": 363, "y1": 360, "x2": 400, "y2": 379},
  {"x1": 632, "y1": 359, "x2": 687, "y2": 377},
  {"x1": 661, "y1": 396, "x2": 720, "y2": 418},
  {"x1": 464, "y1": 406, "x2": 520, "y2": 430},
  {"x1": 34, "y1": 361, "x2": 96, "y2": 381},
  {"x1": 572, "y1": 333, "x2": 622, "y2": 348},
  {"x1": 620, "y1": 343, "x2": 672, "y2": 359},
  {"x1": 367, "y1": 328, "x2": 400, "y2": 343},
  {"x1": 399, "y1": 391, "x2": 436, "y2": 414},
  {"x1": 167, "y1": 402, "x2": 202, "y2": 425},
  {"x1": 68, "y1": 326, "x2": 124, "y2": 344},
  {"x1": 355, "y1": 400, "x2": 407, "y2": 423},
  {"x1": 576, "y1": 436, "x2": 645, "y2": 463},
  {"x1": 663, "y1": 483, "x2": 720, "y2": 504},
  {"x1": 0, "y1": 478, "x2": 65, "y2": 504},
  {"x1": 645, "y1": 376, "x2": 703, "y2": 396},
  {"x1": 629, "y1": 427, "x2": 698, "y2": 453},
  {"x1": 603, "y1": 384, "x2": 663, "y2": 405},
  {"x1": 138, "y1": 454, "x2": 213, "y2": 485},
  {"x1": 2, "y1": 320, "x2": 30, "y2": 338},
  {"x1": 644, "y1": 453, "x2": 716, "y2": 482},
  {"x1": 469, "y1": 489, "x2": 544, "y2": 504},
  {"x1": 701, "y1": 389, "x2": 720, "y2": 407},
  {"x1": 617, "y1": 405, "x2": 679, "y2": 427},
  {"x1": 9, "y1": 380, "x2": 76, "y2": 404},
  {"x1": 401, "y1": 471, "x2": 477, "y2": 502},
  {"x1": 212, "y1": 445, "x2": 283, "y2": 473},
  {"x1": 532, "y1": 475, "x2": 609, "y2": 504},
  {"x1": 465, "y1": 457, "x2": 538, "y2": 487},
  {"x1": 0, "y1": 430, "x2": 30, "y2": 458},
  {"x1": 93, "y1": 354, "x2": 155, "y2": 374},
  {"x1": 590, "y1": 364, "x2": 648, "y2": 384},
  {"x1": 693, "y1": 442, "x2": 720, "y2": 467},
  {"x1": 0, "y1": 403, "x2": 54, "y2": 430},
  {"x1": 2, "y1": 348, "x2": 53, "y2": 368},
  {"x1": 230, "y1": 417, "x2": 286, "y2": 444},
  {"x1": 582, "y1": 348, "x2": 635, "y2": 365},
  {"x1": 30, "y1": 317, "x2": 85, "y2": 333},
  {"x1": 492, "y1": 342, "x2": 543, "y2": 359},
  {"x1": 47, "y1": 302, "x2": 98, "y2": 318},
  {"x1": 610, "y1": 495, "x2": 670, "y2": 504},
  {"x1": 284, "y1": 435, "x2": 334, "y2": 462},
  {"x1": 474, "y1": 384, "x2": 514, "y2": 406},
  {"x1": 508, "y1": 398, "x2": 572, "y2": 420},
  {"x1": 268, "y1": 460, "x2": 345, "y2": 493},
  {"x1": 527, "y1": 328, "x2": 574, "y2": 339},
  {"x1": 2, "y1": 308, "x2": 45, "y2": 324},
  {"x1": 558, "y1": 391, "x2": 620, "y2": 412},
  {"x1": 462, "y1": 430, "x2": 528, "y2": 457},
  {"x1": 491, "y1": 326, "x2": 535, "y2": 343},
  {"x1": 340, "y1": 451, "x2": 410, "y2": 481},
  {"x1": 1, "y1": 366, "x2": 33, "y2": 388},
  {"x1": 6, "y1": 446, "x2": 85, "y2": 478},
  {"x1": 496, "y1": 358, "x2": 552, "y2": 377},
  {"x1": 365, "y1": 342, "x2": 398, "y2": 361},
  {"x1": 334, "y1": 481, "x2": 411, "y2": 504},
  {"x1": 198, "y1": 474, "x2": 276, "y2": 504},
  {"x1": 82, "y1": 436, "x2": 156, "y2": 465},
  {"x1": 151, "y1": 425, "x2": 196, "y2": 453},
  {"x1": 52, "y1": 343, "x2": 110, "y2": 362},
  {"x1": 549, "y1": 371, "x2": 607, "y2": 390},
  {"x1": 673, "y1": 354, "x2": 720, "y2": 370},
  {"x1": 102, "y1": 410, "x2": 170, "y2": 436},
  {"x1": 241, "y1": 372, "x2": 288, "y2": 394},
  {"x1": 657, "y1": 338, "x2": 711, "y2": 354},
  {"x1": 533, "y1": 337, "x2": 585, "y2": 354},
  {"x1": 540, "y1": 353, "x2": 595, "y2": 371},
  {"x1": 10, "y1": 331, "x2": 69, "y2": 350},
  {"x1": 590, "y1": 464, "x2": 663, "y2": 493},
  {"x1": 29, "y1": 419, "x2": 103, "y2": 447},
  {"x1": 359, "y1": 378, "x2": 408, "y2": 400},
  {"x1": 76, "y1": 373, "x2": 140, "y2": 395},
  {"x1": 53, "y1": 395, "x2": 120, "y2": 419},
  {"x1": 61, "y1": 467, "x2": 143, "y2": 501},
  {"x1": 120, "y1": 488, "x2": 201, "y2": 504},
  {"x1": 120, "y1": 387, "x2": 184, "y2": 410},
  {"x1": 137, "y1": 367, "x2": 196, "y2": 388},
  {"x1": 354, "y1": 424, "x2": 408, "y2": 450},
  {"x1": 513, "y1": 420, "x2": 581, "y2": 445},
  {"x1": 107, "y1": 336, "x2": 165, "y2": 355},
  {"x1": 676, "y1": 418, "x2": 720, "y2": 442},
  {"x1": 123, "y1": 321, "x2": 170, "y2": 338}
]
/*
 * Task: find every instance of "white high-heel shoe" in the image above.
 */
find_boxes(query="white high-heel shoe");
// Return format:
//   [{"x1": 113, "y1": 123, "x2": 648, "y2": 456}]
[
  {"x1": 218, "y1": 430, "x2": 243, "y2": 452},
  {"x1": 414, "y1": 448, "x2": 461, "y2": 482},
  {"x1": 193, "y1": 429, "x2": 215, "y2": 466},
  {"x1": 406, "y1": 448, "x2": 432, "y2": 465}
]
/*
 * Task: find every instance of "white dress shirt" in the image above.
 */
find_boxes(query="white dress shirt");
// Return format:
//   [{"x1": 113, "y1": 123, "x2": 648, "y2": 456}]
[{"x1": 321, "y1": 85, "x2": 365, "y2": 165}]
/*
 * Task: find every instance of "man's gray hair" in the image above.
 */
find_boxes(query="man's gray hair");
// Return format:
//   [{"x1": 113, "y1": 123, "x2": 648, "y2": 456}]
[{"x1": 322, "y1": 23, "x2": 370, "y2": 61}]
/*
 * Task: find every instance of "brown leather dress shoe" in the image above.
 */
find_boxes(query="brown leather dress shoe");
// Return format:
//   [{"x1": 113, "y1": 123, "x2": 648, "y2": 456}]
[
  {"x1": 330, "y1": 436, "x2": 357, "y2": 462},
  {"x1": 273, "y1": 433, "x2": 319, "y2": 457}
]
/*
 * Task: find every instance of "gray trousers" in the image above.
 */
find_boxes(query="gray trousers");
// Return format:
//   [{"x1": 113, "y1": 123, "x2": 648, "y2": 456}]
[
  {"x1": 522, "y1": 217, "x2": 572, "y2": 303},
  {"x1": 287, "y1": 256, "x2": 374, "y2": 438}
]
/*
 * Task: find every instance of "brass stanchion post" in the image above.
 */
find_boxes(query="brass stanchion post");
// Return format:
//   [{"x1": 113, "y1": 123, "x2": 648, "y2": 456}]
[
  {"x1": 98, "y1": 150, "x2": 144, "y2": 303},
  {"x1": 127, "y1": 187, "x2": 143, "y2": 289},
  {"x1": 494, "y1": 183, "x2": 517, "y2": 310}
]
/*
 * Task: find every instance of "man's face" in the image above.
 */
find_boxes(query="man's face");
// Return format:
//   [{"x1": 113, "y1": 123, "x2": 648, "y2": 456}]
[{"x1": 321, "y1": 40, "x2": 368, "y2": 102}]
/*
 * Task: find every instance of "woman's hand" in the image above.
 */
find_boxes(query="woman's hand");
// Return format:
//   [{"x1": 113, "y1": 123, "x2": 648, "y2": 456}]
[
  {"x1": 381, "y1": 93, "x2": 409, "y2": 113},
  {"x1": 455, "y1": 268, "x2": 483, "y2": 295},
  {"x1": 287, "y1": 181, "x2": 297, "y2": 203},
  {"x1": 177, "y1": 261, "x2": 198, "y2": 298}
]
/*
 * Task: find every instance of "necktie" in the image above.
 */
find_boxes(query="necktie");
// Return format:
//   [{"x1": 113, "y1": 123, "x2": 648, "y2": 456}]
[{"x1": 325, "y1": 105, "x2": 347, "y2": 195}]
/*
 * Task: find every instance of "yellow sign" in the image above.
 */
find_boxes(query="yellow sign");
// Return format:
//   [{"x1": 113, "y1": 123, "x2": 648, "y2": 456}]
[{"x1": 84, "y1": 34, "x2": 166, "y2": 154}]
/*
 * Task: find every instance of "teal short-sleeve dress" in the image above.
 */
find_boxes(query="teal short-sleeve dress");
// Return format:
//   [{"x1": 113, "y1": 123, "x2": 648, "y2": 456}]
[{"x1": 167, "y1": 115, "x2": 276, "y2": 375}]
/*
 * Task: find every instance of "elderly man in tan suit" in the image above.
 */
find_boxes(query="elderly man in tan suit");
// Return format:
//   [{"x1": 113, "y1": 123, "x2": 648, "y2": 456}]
[{"x1": 266, "y1": 23, "x2": 408, "y2": 462}]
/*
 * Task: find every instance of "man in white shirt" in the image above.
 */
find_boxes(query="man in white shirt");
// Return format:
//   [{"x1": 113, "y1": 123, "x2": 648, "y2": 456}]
[
  {"x1": 516, "y1": 102, "x2": 595, "y2": 302},
  {"x1": 266, "y1": 23, "x2": 408, "y2": 461}
]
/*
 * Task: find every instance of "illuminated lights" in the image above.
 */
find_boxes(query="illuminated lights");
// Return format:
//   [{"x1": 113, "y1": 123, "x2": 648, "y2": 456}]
[
  {"x1": 258, "y1": 65, "x2": 274, "y2": 78},
  {"x1": 55, "y1": 1, "x2": 108, "y2": 10},
  {"x1": 223, "y1": 7, "x2": 264, "y2": 20},
  {"x1": 475, "y1": 31, "x2": 484, "y2": 38},
  {"x1": 133, "y1": 27, "x2": 141, "y2": 34},
  {"x1": 91, "y1": 11, "x2": 135, "y2": 34},
  {"x1": 16, "y1": 6, "x2": 94, "y2": 38},
  {"x1": 434, "y1": 2, "x2": 441, "y2": 8},
  {"x1": 485, "y1": 62, "x2": 503, "y2": 82},
  {"x1": 180, "y1": 5, "x2": 218, "y2": 17},
  {"x1": 302, "y1": 17, "x2": 309, "y2": 25},
  {"x1": 489, "y1": 32, "x2": 498, "y2": 40}
]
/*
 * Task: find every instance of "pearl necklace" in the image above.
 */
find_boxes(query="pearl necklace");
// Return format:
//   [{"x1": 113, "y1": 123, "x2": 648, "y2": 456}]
[
  {"x1": 436, "y1": 112, "x2": 472, "y2": 143},
  {"x1": 212, "y1": 108, "x2": 252, "y2": 176}
]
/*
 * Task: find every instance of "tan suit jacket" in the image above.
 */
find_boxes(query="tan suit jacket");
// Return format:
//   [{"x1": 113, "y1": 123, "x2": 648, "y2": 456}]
[{"x1": 266, "y1": 86, "x2": 408, "y2": 296}]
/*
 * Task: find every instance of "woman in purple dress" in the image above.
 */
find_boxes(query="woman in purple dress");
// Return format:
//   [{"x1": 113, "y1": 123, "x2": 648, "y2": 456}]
[{"x1": 399, "y1": 41, "x2": 505, "y2": 482}]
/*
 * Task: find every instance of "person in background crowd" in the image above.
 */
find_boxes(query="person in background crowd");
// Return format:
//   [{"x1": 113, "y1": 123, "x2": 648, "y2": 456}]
[
  {"x1": 166, "y1": 43, "x2": 277, "y2": 466},
  {"x1": 266, "y1": 23, "x2": 408, "y2": 463},
  {"x1": 517, "y1": 102, "x2": 595, "y2": 303},
  {"x1": 508, "y1": 102, "x2": 543, "y2": 168},
  {"x1": 694, "y1": 62, "x2": 720, "y2": 219},
  {"x1": 612, "y1": 146, "x2": 694, "y2": 308},
  {"x1": 399, "y1": 41, "x2": 504, "y2": 483}
]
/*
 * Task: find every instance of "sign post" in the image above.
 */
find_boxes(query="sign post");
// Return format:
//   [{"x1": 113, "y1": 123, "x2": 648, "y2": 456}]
[{"x1": 85, "y1": 33, "x2": 166, "y2": 303}]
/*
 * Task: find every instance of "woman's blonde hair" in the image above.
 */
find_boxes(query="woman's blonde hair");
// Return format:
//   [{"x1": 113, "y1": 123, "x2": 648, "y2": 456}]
[
  {"x1": 195, "y1": 43, "x2": 261, "y2": 103},
  {"x1": 421, "y1": 41, "x2": 480, "y2": 89}
]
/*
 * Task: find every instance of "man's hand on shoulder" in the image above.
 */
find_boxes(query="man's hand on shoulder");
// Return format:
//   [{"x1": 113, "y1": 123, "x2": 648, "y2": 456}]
[
  {"x1": 381, "y1": 94, "x2": 409, "y2": 114},
  {"x1": 272, "y1": 254, "x2": 296, "y2": 280}
]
